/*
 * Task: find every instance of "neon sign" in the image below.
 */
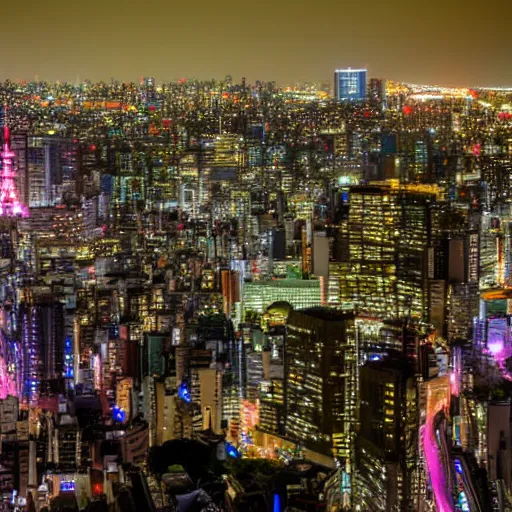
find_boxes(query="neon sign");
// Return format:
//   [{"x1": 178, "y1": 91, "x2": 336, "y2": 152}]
[
  {"x1": 113, "y1": 406, "x2": 126, "y2": 423},
  {"x1": 178, "y1": 382, "x2": 191, "y2": 403},
  {"x1": 60, "y1": 481, "x2": 75, "y2": 492}
]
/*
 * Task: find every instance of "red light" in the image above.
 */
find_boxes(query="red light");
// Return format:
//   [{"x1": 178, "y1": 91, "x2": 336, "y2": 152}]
[
  {"x1": 90, "y1": 145, "x2": 97, "y2": 151},
  {"x1": 472, "y1": 144, "x2": 481, "y2": 157},
  {"x1": 149, "y1": 105, "x2": 156, "y2": 112},
  {"x1": 403, "y1": 105, "x2": 412, "y2": 115},
  {"x1": 92, "y1": 483, "x2": 103, "y2": 495},
  {"x1": 364, "y1": 110, "x2": 370, "y2": 118}
]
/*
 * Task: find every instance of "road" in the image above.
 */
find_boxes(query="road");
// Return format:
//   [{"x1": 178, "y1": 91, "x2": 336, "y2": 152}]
[
  {"x1": 423, "y1": 377, "x2": 454, "y2": 512},
  {"x1": 456, "y1": 455, "x2": 482, "y2": 512}
]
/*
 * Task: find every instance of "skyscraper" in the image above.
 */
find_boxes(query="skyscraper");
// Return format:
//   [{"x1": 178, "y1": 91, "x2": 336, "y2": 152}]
[
  {"x1": 285, "y1": 308, "x2": 358, "y2": 460},
  {"x1": 355, "y1": 354, "x2": 418, "y2": 511},
  {"x1": 331, "y1": 184, "x2": 438, "y2": 320},
  {"x1": 334, "y1": 69, "x2": 367, "y2": 101}
]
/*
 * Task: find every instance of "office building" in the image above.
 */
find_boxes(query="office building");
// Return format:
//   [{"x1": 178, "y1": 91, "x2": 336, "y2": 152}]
[
  {"x1": 285, "y1": 308, "x2": 358, "y2": 462},
  {"x1": 242, "y1": 279, "x2": 321, "y2": 317},
  {"x1": 331, "y1": 184, "x2": 438, "y2": 320},
  {"x1": 355, "y1": 355, "x2": 418, "y2": 511},
  {"x1": 334, "y1": 69, "x2": 367, "y2": 101}
]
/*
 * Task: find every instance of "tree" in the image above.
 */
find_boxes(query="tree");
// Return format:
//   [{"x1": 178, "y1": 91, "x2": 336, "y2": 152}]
[
  {"x1": 167, "y1": 464, "x2": 186, "y2": 473},
  {"x1": 148, "y1": 439, "x2": 212, "y2": 483},
  {"x1": 225, "y1": 458, "x2": 283, "y2": 492}
]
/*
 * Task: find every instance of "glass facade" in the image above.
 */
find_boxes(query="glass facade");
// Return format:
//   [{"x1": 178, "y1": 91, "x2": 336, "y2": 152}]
[
  {"x1": 285, "y1": 309, "x2": 358, "y2": 460},
  {"x1": 242, "y1": 279, "x2": 321, "y2": 315},
  {"x1": 331, "y1": 185, "x2": 436, "y2": 320},
  {"x1": 335, "y1": 69, "x2": 367, "y2": 101}
]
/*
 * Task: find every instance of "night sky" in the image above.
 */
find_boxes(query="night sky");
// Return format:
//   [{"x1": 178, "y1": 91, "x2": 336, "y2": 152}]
[{"x1": 4, "y1": 0, "x2": 512, "y2": 87}]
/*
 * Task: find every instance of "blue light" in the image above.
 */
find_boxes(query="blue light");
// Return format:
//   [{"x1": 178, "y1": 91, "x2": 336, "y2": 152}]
[
  {"x1": 113, "y1": 406, "x2": 125, "y2": 423},
  {"x1": 273, "y1": 493, "x2": 281, "y2": 512},
  {"x1": 341, "y1": 471, "x2": 351, "y2": 492},
  {"x1": 60, "y1": 481, "x2": 75, "y2": 492},
  {"x1": 454, "y1": 459, "x2": 463, "y2": 475},
  {"x1": 64, "y1": 337, "x2": 73, "y2": 379},
  {"x1": 458, "y1": 490, "x2": 469, "y2": 511},
  {"x1": 225, "y1": 442, "x2": 240, "y2": 458},
  {"x1": 178, "y1": 382, "x2": 192, "y2": 403}
]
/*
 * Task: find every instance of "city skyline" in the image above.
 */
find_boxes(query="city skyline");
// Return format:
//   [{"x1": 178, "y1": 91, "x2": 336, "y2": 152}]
[
  {"x1": 4, "y1": 0, "x2": 512, "y2": 87},
  {"x1": 0, "y1": 1, "x2": 511, "y2": 507}
]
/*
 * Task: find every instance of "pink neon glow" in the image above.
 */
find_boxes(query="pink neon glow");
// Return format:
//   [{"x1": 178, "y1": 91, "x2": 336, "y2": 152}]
[
  {"x1": 240, "y1": 399, "x2": 259, "y2": 430},
  {"x1": 488, "y1": 340, "x2": 505, "y2": 356},
  {"x1": 449, "y1": 372, "x2": 460, "y2": 397},
  {"x1": 0, "y1": 331, "x2": 17, "y2": 399},
  {"x1": 422, "y1": 396, "x2": 454, "y2": 512},
  {"x1": 0, "y1": 355, "x2": 16, "y2": 399},
  {"x1": 0, "y1": 122, "x2": 28, "y2": 218},
  {"x1": 485, "y1": 345, "x2": 512, "y2": 382},
  {"x1": 485, "y1": 317, "x2": 512, "y2": 380}
]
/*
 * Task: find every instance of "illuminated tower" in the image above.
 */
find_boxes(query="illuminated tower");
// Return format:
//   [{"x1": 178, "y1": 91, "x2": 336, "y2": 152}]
[
  {"x1": 0, "y1": 123, "x2": 28, "y2": 217},
  {"x1": 334, "y1": 68, "x2": 367, "y2": 101}
]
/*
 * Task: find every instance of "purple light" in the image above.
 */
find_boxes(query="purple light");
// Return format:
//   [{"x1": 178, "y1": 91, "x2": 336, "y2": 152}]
[
  {"x1": 0, "y1": 331, "x2": 17, "y2": 399},
  {"x1": 487, "y1": 317, "x2": 508, "y2": 356},
  {"x1": 488, "y1": 340, "x2": 504, "y2": 355}
]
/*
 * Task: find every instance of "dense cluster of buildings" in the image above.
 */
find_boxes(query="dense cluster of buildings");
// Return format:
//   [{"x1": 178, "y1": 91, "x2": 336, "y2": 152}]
[{"x1": 0, "y1": 70, "x2": 511, "y2": 511}]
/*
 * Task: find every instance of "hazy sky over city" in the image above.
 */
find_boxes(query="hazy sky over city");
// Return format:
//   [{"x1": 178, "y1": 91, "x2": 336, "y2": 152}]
[{"x1": 4, "y1": 0, "x2": 512, "y2": 87}]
